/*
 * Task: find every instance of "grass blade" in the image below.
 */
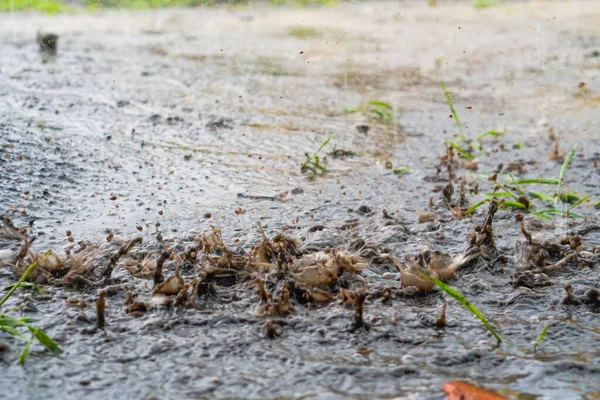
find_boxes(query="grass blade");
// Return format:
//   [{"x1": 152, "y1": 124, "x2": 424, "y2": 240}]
[
  {"x1": 27, "y1": 325, "x2": 61, "y2": 355},
  {"x1": 446, "y1": 141, "x2": 474, "y2": 159},
  {"x1": 367, "y1": 100, "x2": 393, "y2": 110},
  {"x1": 474, "y1": 130, "x2": 503, "y2": 141},
  {"x1": 559, "y1": 193, "x2": 580, "y2": 203},
  {"x1": 0, "y1": 260, "x2": 40, "y2": 308},
  {"x1": 0, "y1": 316, "x2": 28, "y2": 328},
  {"x1": 495, "y1": 181, "x2": 520, "y2": 202},
  {"x1": 419, "y1": 273, "x2": 502, "y2": 344},
  {"x1": 501, "y1": 201, "x2": 527, "y2": 210},
  {"x1": 315, "y1": 135, "x2": 333, "y2": 154},
  {"x1": 531, "y1": 211, "x2": 553, "y2": 221},
  {"x1": 393, "y1": 167, "x2": 413, "y2": 174},
  {"x1": 568, "y1": 194, "x2": 591, "y2": 212},
  {"x1": 534, "y1": 323, "x2": 551, "y2": 350},
  {"x1": 517, "y1": 178, "x2": 559, "y2": 185},
  {"x1": 537, "y1": 208, "x2": 584, "y2": 218},
  {"x1": 466, "y1": 199, "x2": 488, "y2": 214},
  {"x1": 441, "y1": 81, "x2": 464, "y2": 140},
  {"x1": 1, "y1": 325, "x2": 27, "y2": 340},
  {"x1": 3, "y1": 282, "x2": 43, "y2": 294},
  {"x1": 0, "y1": 250, "x2": 51, "y2": 308},
  {"x1": 483, "y1": 192, "x2": 511, "y2": 198},
  {"x1": 508, "y1": 173, "x2": 528, "y2": 199},
  {"x1": 371, "y1": 108, "x2": 393, "y2": 121},
  {"x1": 529, "y1": 192, "x2": 555, "y2": 202},
  {"x1": 18, "y1": 329, "x2": 37, "y2": 365},
  {"x1": 555, "y1": 144, "x2": 577, "y2": 207}
]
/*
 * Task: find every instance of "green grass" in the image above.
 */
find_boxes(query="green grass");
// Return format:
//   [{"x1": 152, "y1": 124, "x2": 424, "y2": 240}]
[
  {"x1": 0, "y1": 252, "x2": 62, "y2": 364},
  {"x1": 555, "y1": 144, "x2": 577, "y2": 208},
  {"x1": 0, "y1": 0, "x2": 66, "y2": 14},
  {"x1": 301, "y1": 135, "x2": 332, "y2": 180},
  {"x1": 420, "y1": 272, "x2": 502, "y2": 344},
  {"x1": 440, "y1": 82, "x2": 503, "y2": 160},
  {"x1": 393, "y1": 167, "x2": 413, "y2": 174},
  {"x1": 473, "y1": 0, "x2": 499, "y2": 8},
  {"x1": 517, "y1": 178, "x2": 560, "y2": 185},
  {"x1": 441, "y1": 81, "x2": 464, "y2": 140},
  {"x1": 534, "y1": 323, "x2": 551, "y2": 350},
  {"x1": 467, "y1": 144, "x2": 594, "y2": 220},
  {"x1": 344, "y1": 99, "x2": 395, "y2": 123}
]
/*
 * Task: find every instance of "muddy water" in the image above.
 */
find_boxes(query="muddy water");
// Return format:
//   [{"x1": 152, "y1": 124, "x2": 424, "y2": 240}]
[{"x1": 1, "y1": 1, "x2": 600, "y2": 399}]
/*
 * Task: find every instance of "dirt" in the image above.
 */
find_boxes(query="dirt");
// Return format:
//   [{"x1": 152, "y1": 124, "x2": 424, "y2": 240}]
[{"x1": 1, "y1": 1, "x2": 600, "y2": 399}]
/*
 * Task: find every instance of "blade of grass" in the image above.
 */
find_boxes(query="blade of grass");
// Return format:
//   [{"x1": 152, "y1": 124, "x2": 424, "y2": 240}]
[
  {"x1": 508, "y1": 173, "x2": 528, "y2": 199},
  {"x1": 27, "y1": 325, "x2": 61, "y2": 354},
  {"x1": 517, "y1": 178, "x2": 559, "y2": 185},
  {"x1": 441, "y1": 81, "x2": 464, "y2": 141},
  {"x1": 568, "y1": 194, "x2": 591, "y2": 212},
  {"x1": 534, "y1": 323, "x2": 551, "y2": 350},
  {"x1": 531, "y1": 211, "x2": 553, "y2": 221},
  {"x1": 559, "y1": 193, "x2": 580, "y2": 203},
  {"x1": 555, "y1": 144, "x2": 577, "y2": 208},
  {"x1": 446, "y1": 141, "x2": 474, "y2": 159},
  {"x1": 594, "y1": 201, "x2": 600, "y2": 209},
  {"x1": 18, "y1": 329, "x2": 37, "y2": 365},
  {"x1": 501, "y1": 201, "x2": 527, "y2": 210},
  {"x1": 474, "y1": 130, "x2": 503, "y2": 141},
  {"x1": 0, "y1": 250, "x2": 51, "y2": 308},
  {"x1": 0, "y1": 316, "x2": 36, "y2": 327},
  {"x1": 371, "y1": 108, "x2": 393, "y2": 121},
  {"x1": 3, "y1": 282, "x2": 43, "y2": 294},
  {"x1": 483, "y1": 191, "x2": 511, "y2": 198},
  {"x1": 315, "y1": 135, "x2": 333, "y2": 154},
  {"x1": 419, "y1": 272, "x2": 502, "y2": 343},
  {"x1": 529, "y1": 192, "x2": 555, "y2": 202},
  {"x1": 367, "y1": 100, "x2": 393, "y2": 110},
  {"x1": 0, "y1": 325, "x2": 27, "y2": 340},
  {"x1": 495, "y1": 181, "x2": 520, "y2": 202},
  {"x1": 537, "y1": 208, "x2": 584, "y2": 218},
  {"x1": 466, "y1": 199, "x2": 489, "y2": 214},
  {"x1": 393, "y1": 167, "x2": 413, "y2": 174}
]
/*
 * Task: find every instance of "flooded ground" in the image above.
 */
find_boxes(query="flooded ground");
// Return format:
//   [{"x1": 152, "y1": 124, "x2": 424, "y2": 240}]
[{"x1": 1, "y1": 1, "x2": 599, "y2": 398}]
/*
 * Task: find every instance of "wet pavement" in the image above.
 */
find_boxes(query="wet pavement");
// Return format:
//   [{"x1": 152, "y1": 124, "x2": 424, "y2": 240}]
[{"x1": 1, "y1": 1, "x2": 600, "y2": 399}]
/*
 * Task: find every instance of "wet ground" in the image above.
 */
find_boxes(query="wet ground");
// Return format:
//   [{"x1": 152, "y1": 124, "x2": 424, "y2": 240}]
[{"x1": 1, "y1": 1, "x2": 600, "y2": 399}]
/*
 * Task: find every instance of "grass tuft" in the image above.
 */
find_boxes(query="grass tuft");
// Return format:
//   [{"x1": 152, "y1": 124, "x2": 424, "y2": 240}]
[
  {"x1": 1, "y1": 252, "x2": 62, "y2": 364},
  {"x1": 344, "y1": 99, "x2": 395, "y2": 123},
  {"x1": 301, "y1": 135, "x2": 333, "y2": 180}
]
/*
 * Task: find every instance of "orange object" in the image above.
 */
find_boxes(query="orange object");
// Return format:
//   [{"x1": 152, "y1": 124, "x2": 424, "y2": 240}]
[{"x1": 443, "y1": 380, "x2": 507, "y2": 400}]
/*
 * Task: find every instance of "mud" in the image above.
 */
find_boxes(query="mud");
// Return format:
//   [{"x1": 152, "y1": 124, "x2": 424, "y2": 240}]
[{"x1": 1, "y1": 1, "x2": 600, "y2": 399}]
